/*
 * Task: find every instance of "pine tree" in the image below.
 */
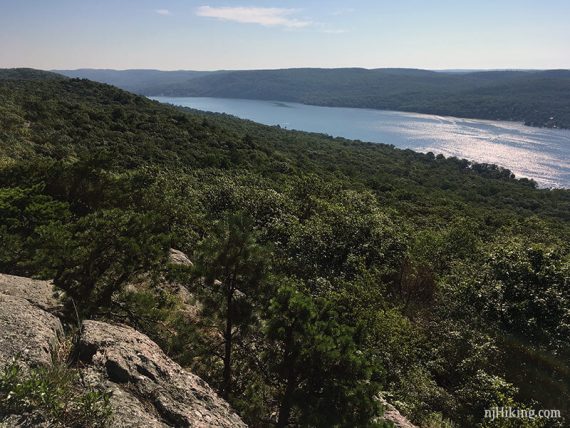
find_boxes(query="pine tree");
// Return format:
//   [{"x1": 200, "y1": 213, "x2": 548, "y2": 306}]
[
  {"x1": 193, "y1": 214, "x2": 266, "y2": 399},
  {"x1": 264, "y1": 280, "x2": 383, "y2": 427}
]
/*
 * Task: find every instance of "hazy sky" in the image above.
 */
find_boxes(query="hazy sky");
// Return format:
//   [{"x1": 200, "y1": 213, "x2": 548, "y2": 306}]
[{"x1": 1, "y1": 0, "x2": 569, "y2": 70}]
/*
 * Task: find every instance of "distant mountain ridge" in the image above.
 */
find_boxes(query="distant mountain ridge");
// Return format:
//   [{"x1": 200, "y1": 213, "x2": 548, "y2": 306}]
[
  {"x1": 55, "y1": 68, "x2": 218, "y2": 93},
  {"x1": 56, "y1": 67, "x2": 570, "y2": 129}
]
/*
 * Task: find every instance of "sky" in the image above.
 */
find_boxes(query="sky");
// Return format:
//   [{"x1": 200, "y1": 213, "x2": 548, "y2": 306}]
[{"x1": 1, "y1": 0, "x2": 569, "y2": 71}]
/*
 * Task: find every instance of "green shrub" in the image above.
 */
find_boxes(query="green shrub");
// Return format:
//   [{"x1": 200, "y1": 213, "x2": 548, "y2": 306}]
[{"x1": 0, "y1": 359, "x2": 112, "y2": 427}]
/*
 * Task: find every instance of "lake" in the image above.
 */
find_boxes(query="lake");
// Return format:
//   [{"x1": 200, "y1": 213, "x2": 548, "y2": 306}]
[{"x1": 152, "y1": 97, "x2": 570, "y2": 188}]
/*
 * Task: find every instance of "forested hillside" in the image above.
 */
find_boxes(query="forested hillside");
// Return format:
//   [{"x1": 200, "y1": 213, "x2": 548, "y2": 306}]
[
  {"x1": 58, "y1": 67, "x2": 570, "y2": 129},
  {"x1": 56, "y1": 68, "x2": 216, "y2": 93},
  {"x1": 1, "y1": 69, "x2": 569, "y2": 427}
]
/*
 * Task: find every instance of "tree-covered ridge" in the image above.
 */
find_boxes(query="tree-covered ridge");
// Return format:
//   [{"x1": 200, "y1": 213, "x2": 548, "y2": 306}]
[
  {"x1": 1, "y1": 69, "x2": 569, "y2": 427},
  {"x1": 57, "y1": 67, "x2": 570, "y2": 129},
  {"x1": 55, "y1": 68, "x2": 216, "y2": 93},
  {"x1": 2, "y1": 69, "x2": 569, "y2": 223}
]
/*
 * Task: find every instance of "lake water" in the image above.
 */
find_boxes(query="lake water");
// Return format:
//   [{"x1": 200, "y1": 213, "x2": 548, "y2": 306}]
[{"x1": 152, "y1": 96, "x2": 570, "y2": 188}]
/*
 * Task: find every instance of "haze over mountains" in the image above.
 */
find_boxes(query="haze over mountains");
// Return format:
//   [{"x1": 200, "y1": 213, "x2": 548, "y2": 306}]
[
  {"x1": 57, "y1": 67, "x2": 570, "y2": 129},
  {"x1": 56, "y1": 69, "x2": 213, "y2": 93}
]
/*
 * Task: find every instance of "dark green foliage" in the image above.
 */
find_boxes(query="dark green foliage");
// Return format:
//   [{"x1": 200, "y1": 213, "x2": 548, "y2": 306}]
[
  {"x1": 271, "y1": 181, "x2": 406, "y2": 281},
  {"x1": 53, "y1": 209, "x2": 170, "y2": 316},
  {"x1": 264, "y1": 281, "x2": 382, "y2": 427},
  {"x1": 478, "y1": 241, "x2": 569, "y2": 349},
  {"x1": 0, "y1": 185, "x2": 71, "y2": 277},
  {"x1": 0, "y1": 359, "x2": 112, "y2": 427},
  {"x1": 458, "y1": 237, "x2": 570, "y2": 417},
  {"x1": 192, "y1": 214, "x2": 266, "y2": 398},
  {"x1": 0, "y1": 69, "x2": 569, "y2": 426}
]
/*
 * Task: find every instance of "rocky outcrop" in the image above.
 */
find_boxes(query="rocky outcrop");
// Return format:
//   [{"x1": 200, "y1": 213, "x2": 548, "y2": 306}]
[
  {"x1": 1, "y1": 268, "x2": 410, "y2": 428},
  {"x1": 169, "y1": 248, "x2": 193, "y2": 267},
  {"x1": 78, "y1": 320, "x2": 246, "y2": 428},
  {"x1": 0, "y1": 272, "x2": 246, "y2": 427},
  {"x1": 166, "y1": 248, "x2": 201, "y2": 321},
  {"x1": 378, "y1": 397, "x2": 418, "y2": 428},
  {"x1": 81, "y1": 368, "x2": 169, "y2": 428},
  {"x1": 0, "y1": 273, "x2": 63, "y2": 369}
]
